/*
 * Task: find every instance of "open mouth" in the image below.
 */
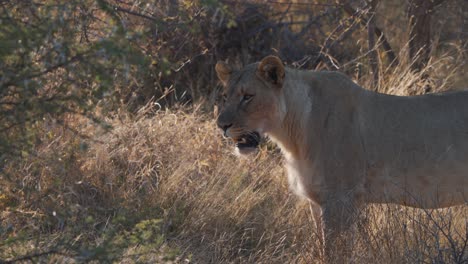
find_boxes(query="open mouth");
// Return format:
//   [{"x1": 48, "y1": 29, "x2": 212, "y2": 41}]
[{"x1": 234, "y1": 132, "x2": 261, "y2": 150}]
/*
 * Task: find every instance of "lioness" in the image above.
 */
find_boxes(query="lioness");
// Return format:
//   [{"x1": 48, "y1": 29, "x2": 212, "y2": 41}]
[{"x1": 215, "y1": 55, "x2": 468, "y2": 259}]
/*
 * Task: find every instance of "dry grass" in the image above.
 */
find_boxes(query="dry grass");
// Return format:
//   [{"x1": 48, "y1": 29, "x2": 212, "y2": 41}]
[
  {"x1": 351, "y1": 40, "x2": 467, "y2": 96},
  {"x1": 2, "y1": 105, "x2": 466, "y2": 263},
  {"x1": 1, "y1": 53, "x2": 467, "y2": 263}
]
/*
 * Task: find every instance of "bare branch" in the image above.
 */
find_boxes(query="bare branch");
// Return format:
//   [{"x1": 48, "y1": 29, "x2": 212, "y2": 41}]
[
  {"x1": 341, "y1": 1, "x2": 398, "y2": 66},
  {"x1": 2, "y1": 250, "x2": 73, "y2": 264},
  {"x1": 367, "y1": 1, "x2": 379, "y2": 89}
]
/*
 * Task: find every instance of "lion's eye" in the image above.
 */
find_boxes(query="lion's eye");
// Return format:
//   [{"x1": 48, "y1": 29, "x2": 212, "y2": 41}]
[{"x1": 242, "y1": 94, "x2": 254, "y2": 102}]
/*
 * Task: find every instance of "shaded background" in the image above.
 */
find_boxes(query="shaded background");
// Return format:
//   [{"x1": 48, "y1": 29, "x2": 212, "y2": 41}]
[
  {"x1": 2, "y1": 0, "x2": 467, "y2": 134},
  {"x1": 1, "y1": 1, "x2": 467, "y2": 263}
]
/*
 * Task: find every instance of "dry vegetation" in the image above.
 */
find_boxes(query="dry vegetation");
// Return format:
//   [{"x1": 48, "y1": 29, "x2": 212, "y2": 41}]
[
  {"x1": 2, "y1": 55, "x2": 468, "y2": 263},
  {"x1": 1, "y1": 93, "x2": 467, "y2": 263},
  {"x1": 1, "y1": 0, "x2": 467, "y2": 263}
]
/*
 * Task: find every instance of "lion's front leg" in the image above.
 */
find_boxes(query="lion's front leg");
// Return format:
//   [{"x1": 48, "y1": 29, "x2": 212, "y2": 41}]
[{"x1": 321, "y1": 196, "x2": 360, "y2": 263}]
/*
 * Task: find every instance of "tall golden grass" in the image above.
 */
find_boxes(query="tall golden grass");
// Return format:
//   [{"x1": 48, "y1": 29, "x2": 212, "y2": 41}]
[{"x1": 1, "y1": 50, "x2": 467, "y2": 263}]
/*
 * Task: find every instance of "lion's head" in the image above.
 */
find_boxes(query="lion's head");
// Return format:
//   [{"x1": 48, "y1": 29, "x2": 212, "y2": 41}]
[{"x1": 215, "y1": 56, "x2": 286, "y2": 155}]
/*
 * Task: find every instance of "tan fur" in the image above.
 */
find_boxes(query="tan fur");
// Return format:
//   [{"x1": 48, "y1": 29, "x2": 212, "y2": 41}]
[{"x1": 216, "y1": 56, "x2": 468, "y2": 260}]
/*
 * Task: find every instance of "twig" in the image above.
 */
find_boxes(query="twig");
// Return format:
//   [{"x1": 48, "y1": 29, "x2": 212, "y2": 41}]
[
  {"x1": 1, "y1": 250, "x2": 72, "y2": 264},
  {"x1": 367, "y1": 2, "x2": 379, "y2": 90},
  {"x1": 112, "y1": 5, "x2": 158, "y2": 22},
  {"x1": 260, "y1": 0, "x2": 342, "y2": 7},
  {"x1": 2, "y1": 53, "x2": 87, "y2": 90}
]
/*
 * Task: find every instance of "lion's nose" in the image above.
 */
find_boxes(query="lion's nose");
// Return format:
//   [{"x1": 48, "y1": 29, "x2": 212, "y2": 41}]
[{"x1": 217, "y1": 122, "x2": 232, "y2": 137}]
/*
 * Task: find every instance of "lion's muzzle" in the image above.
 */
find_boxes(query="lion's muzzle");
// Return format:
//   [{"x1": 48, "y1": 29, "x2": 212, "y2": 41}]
[{"x1": 236, "y1": 132, "x2": 260, "y2": 149}]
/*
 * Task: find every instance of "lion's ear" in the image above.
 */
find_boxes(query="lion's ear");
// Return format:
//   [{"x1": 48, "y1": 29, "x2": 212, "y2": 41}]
[
  {"x1": 257, "y1": 55, "x2": 285, "y2": 87},
  {"x1": 215, "y1": 61, "x2": 233, "y2": 86}
]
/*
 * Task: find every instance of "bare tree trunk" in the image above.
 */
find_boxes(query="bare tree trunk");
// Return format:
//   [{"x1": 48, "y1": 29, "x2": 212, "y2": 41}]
[
  {"x1": 407, "y1": 0, "x2": 444, "y2": 71},
  {"x1": 341, "y1": 1, "x2": 398, "y2": 66},
  {"x1": 367, "y1": 0, "x2": 379, "y2": 90}
]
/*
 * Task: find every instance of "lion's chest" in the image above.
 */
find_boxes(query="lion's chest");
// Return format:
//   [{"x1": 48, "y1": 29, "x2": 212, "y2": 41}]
[{"x1": 285, "y1": 156, "x2": 324, "y2": 204}]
